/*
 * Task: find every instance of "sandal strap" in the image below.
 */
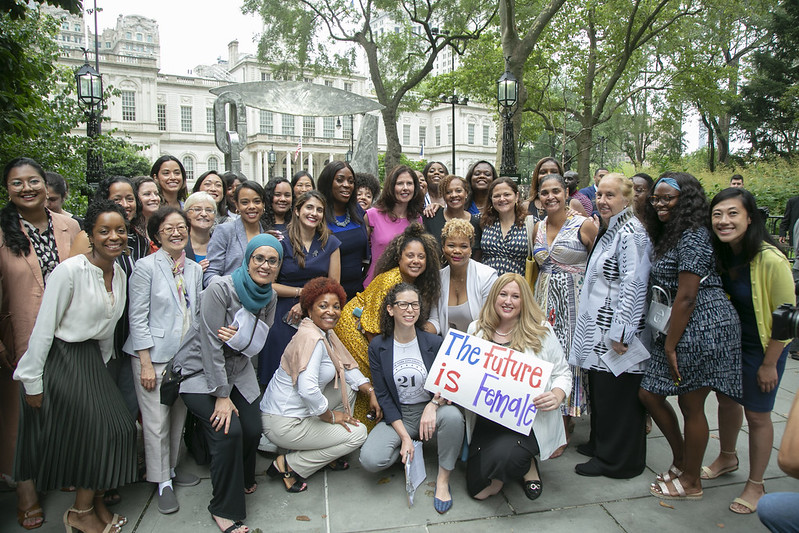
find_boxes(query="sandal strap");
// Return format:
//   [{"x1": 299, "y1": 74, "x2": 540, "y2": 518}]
[
  {"x1": 721, "y1": 449, "x2": 738, "y2": 456},
  {"x1": 748, "y1": 478, "x2": 765, "y2": 485},
  {"x1": 68, "y1": 506, "x2": 95, "y2": 515},
  {"x1": 670, "y1": 478, "x2": 688, "y2": 497}
]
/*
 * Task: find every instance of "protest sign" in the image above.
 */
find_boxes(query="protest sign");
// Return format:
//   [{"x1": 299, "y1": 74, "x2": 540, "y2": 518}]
[{"x1": 424, "y1": 329, "x2": 554, "y2": 435}]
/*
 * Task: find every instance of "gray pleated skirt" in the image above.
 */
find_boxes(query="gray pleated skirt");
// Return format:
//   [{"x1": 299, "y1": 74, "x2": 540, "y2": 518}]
[{"x1": 14, "y1": 338, "x2": 137, "y2": 491}]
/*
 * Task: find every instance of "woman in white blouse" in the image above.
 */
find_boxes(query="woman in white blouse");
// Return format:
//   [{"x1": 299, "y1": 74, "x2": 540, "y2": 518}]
[
  {"x1": 429, "y1": 218, "x2": 497, "y2": 335},
  {"x1": 14, "y1": 200, "x2": 136, "y2": 533},
  {"x1": 261, "y1": 277, "x2": 380, "y2": 492}
]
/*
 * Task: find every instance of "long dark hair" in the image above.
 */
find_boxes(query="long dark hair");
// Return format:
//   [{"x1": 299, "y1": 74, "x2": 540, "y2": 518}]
[
  {"x1": 317, "y1": 160, "x2": 363, "y2": 225},
  {"x1": 379, "y1": 283, "x2": 422, "y2": 338},
  {"x1": 192, "y1": 170, "x2": 227, "y2": 215},
  {"x1": 709, "y1": 187, "x2": 779, "y2": 272},
  {"x1": 375, "y1": 165, "x2": 424, "y2": 221},
  {"x1": 262, "y1": 177, "x2": 292, "y2": 228},
  {"x1": 1, "y1": 157, "x2": 46, "y2": 256},
  {"x1": 287, "y1": 191, "x2": 330, "y2": 269},
  {"x1": 374, "y1": 223, "x2": 440, "y2": 321},
  {"x1": 150, "y1": 155, "x2": 188, "y2": 202},
  {"x1": 643, "y1": 172, "x2": 710, "y2": 257}
]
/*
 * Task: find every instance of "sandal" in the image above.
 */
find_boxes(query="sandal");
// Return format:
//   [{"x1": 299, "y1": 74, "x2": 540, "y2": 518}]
[
  {"x1": 17, "y1": 502, "x2": 44, "y2": 530},
  {"x1": 701, "y1": 450, "x2": 739, "y2": 480},
  {"x1": 266, "y1": 455, "x2": 307, "y2": 493},
  {"x1": 244, "y1": 483, "x2": 257, "y2": 495},
  {"x1": 729, "y1": 479, "x2": 765, "y2": 514},
  {"x1": 649, "y1": 478, "x2": 703, "y2": 501},
  {"x1": 94, "y1": 494, "x2": 127, "y2": 527},
  {"x1": 63, "y1": 506, "x2": 120, "y2": 533},
  {"x1": 212, "y1": 514, "x2": 249, "y2": 533},
  {"x1": 326, "y1": 458, "x2": 349, "y2": 471},
  {"x1": 656, "y1": 465, "x2": 683, "y2": 483}
]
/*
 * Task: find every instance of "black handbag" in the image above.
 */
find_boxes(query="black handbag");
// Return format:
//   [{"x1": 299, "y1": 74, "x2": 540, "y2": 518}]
[{"x1": 160, "y1": 360, "x2": 201, "y2": 406}]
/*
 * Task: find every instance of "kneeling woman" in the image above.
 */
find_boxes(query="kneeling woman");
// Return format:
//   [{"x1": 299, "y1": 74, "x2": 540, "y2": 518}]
[
  {"x1": 173, "y1": 234, "x2": 282, "y2": 533},
  {"x1": 261, "y1": 277, "x2": 378, "y2": 492},
  {"x1": 466, "y1": 273, "x2": 572, "y2": 501},
  {"x1": 14, "y1": 200, "x2": 136, "y2": 533},
  {"x1": 360, "y1": 284, "x2": 465, "y2": 514}
]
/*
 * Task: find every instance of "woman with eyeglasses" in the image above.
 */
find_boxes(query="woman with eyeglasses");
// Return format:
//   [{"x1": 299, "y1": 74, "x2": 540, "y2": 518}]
[
  {"x1": 640, "y1": 173, "x2": 742, "y2": 501},
  {"x1": 192, "y1": 171, "x2": 228, "y2": 225},
  {"x1": 151, "y1": 156, "x2": 188, "y2": 209},
  {"x1": 204, "y1": 181, "x2": 268, "y2": 287},
  {"x1": 173, "y1": 234, "x2": 281, "y2": 533},
  {"x1": 1, "y1": 157, "x2": 81, "y2": 530},
  {"x1": 481, "y1": 178, "x2": 528, "y2": 276},
  {"x1": 360, "y1": 283, "x2": 464, "y2": 514},
  {"x1": 122, "y1": 206, "x2": 202, "y2": 514},
  {"x1": 183, "y1": 192, "x2": 217, "y2": 272}
]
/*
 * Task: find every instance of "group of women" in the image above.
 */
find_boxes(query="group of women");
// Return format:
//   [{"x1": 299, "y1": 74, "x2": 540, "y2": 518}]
[{"x1": 0, "y1": 153, "x2": 794, "y2": 533}]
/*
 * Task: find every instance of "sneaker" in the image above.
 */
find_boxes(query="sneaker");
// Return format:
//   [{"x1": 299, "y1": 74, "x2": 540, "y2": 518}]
[
  {"x1": 258, "y1": 434, "x2": 278, "y2": 453},
  {"x1": 157, "y1": 486, "x2": 179, "y2": 514},
  {"x1": 172, "y1": 471, "x2": 200, "y2": 487}
]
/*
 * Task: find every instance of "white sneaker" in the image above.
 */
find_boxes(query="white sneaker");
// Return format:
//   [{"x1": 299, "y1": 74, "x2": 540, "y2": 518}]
[{"x1": 258, "y1": 433, "x2": 278, "y2": 453}]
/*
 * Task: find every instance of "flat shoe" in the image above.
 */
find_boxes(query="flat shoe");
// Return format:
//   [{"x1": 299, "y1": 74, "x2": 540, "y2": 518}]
[
  {"x1": 649, "y1": 478, "x2": 703, "y2": 501},
  {"x1": 157, "y1": 486, "x2": 179, "y2": 514},
  {"x1": 17, "y1": 502, "x2": 44, "y2": 530},
  {"x1": 523, "y1": 479, "x2": 542, "y2": 500},
  {"x1": 575, "y1": 461, "x2": 604, "y2": 477},
  {"x1": 730, "y1": 496, "x2": 757, "y2": 514},
  {"x1": 173, "y1": 471, "x2": 201, "y2": 487},
  {"x1": 700, "y1": 461, "x2": 739, "y2": 480},
  {"x1": 433, "y1": 484, "x2": 452, "y2": 514}
]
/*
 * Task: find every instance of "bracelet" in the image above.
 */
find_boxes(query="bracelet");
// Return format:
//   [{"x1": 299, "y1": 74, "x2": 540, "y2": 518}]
[
  {"x1": 430, "y1": 398, "x2": 441, "y2": 406},
  {"x1": 367, "y1": 386, "x2": 374, "y2": 394},
  {"x1": 296, "y1": 288, "x2": 300, "y2": 297},
  {"x1": 330, "y1": 411, "x2": 336, "y2": 424}
]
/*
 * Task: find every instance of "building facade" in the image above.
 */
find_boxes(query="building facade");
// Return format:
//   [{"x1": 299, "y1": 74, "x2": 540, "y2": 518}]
[{"x1": 48, "y1": 8, "x2": 498, "y2": 183}]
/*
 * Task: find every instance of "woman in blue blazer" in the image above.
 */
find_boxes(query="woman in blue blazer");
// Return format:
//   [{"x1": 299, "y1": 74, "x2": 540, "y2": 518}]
[
  {"x1": 359, "y1": 283, "x2": 464, "y2": 514},
  {"x1": 123, "y1": 206, "x2": 203, "y2": 514}
]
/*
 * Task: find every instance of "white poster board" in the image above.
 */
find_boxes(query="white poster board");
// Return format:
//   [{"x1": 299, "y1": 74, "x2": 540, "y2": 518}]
[{"x1": 424, "y1": 329, "x2": 554, "y2": 435}]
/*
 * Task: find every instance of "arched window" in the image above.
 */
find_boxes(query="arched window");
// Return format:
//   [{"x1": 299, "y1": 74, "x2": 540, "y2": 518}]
[
  {"x1": 207, "y1": 156, "x2": 219, "y2": 172},
  {"x1": 182, "y1": 156, "x2": 195, "y2": 181}
]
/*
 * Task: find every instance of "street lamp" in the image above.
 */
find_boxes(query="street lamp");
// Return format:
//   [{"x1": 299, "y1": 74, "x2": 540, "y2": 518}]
[
  {"x1": 268, "y1": 147, "x2": 276, "y2": 176},
  {"x1": 441, "y1": 94, "x2": 468, "y2": 174},
  {"x1": 497, "y1": 58, "x2": 519, "y2": 179},
  {"x1": 75, "y1": 56, "x2": 104, "y2": 190},
  {"x1": 346, "y1": 115, "x2": 354, "y2": 163}
]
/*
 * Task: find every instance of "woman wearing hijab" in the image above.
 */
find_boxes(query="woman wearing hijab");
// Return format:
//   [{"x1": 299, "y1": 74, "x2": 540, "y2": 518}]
[{"x1": 172, "y1": 234, "x2": 281, "y2": 533}]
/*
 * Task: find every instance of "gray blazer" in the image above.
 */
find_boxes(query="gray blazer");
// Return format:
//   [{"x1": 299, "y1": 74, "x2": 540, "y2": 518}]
[
  {"x1": 123, "y1": 249, "x2": 203, "y2": 363},
  {"x1": 203, "y1": 217, "x2": 265, "y2": 288},
  {"x1": 173, "y1": 276, "x2": 276, "y2": 404}
]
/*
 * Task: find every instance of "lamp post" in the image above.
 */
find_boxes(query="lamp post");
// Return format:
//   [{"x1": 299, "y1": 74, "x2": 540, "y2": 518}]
[
  {"x1": 346, "y1": 115, "x2": 354, "y2": 163},
  {"x1": 497, "y1": 58, "x2": 519, "y2": 179},
  {"x1": 441, "y1": 94, "x2": 468, "y2": 174},
  {"x1": 268, "y1": 147, "x2": 276, "y2": 177},
  {"x1": 75, "y1": 56, "x2": 103, "y2": 190}
]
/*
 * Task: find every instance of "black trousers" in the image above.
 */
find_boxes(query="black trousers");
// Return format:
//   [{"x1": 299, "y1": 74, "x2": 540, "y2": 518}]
[
  {"x1": 583, "y1": 370, "x2": 646, "y2": 479},
  {"x1": 181, "y1": 388, "x2": 261, "y2": 521}
]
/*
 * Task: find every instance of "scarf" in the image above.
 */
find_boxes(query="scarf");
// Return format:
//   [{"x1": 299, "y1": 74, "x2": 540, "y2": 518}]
[
  {"x1": 166, "y1": 249, "x2": 188, "y2": 307},
  {"x1": 231, "y1": 233, "x2": 283, "y2": 314}
]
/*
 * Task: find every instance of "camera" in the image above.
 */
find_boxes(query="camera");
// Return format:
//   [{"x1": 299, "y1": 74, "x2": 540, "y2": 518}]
[{"x1": 772, "y1": 303, "x2": 799, "y2": 339}]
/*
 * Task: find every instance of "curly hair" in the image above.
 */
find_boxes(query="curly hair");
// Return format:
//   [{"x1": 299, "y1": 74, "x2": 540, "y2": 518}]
[
  {"x1": 642, "y1": 172, "x2": 710, "y2": 257},
  {"x1": 473, "y1": 273, "x2": 549, "y2": 353},
  {"x1": 710, "y1": 187, "x2": 779, "y2": 273},
  {"x1": 374, "y1": 223, "x2": 441, "y2": 321},
  {"x1": 1, "y1": 157, "x2": 47, "y2": 257},
  {"x1": 262, "y1": 177, "x2": 291, "y2": 227},
  {"x1": 84, "y1": 199, "x2": 127, "y2": 237},
  {"x1": 355, "y1": 172, "x2": 380, "y2": 200},
  {"x1": 375, "y1": 165, "x2": 424, "y2": 221},
  {"x1": 441, "y1": 217, "x2": 475, "y2": 246},
  {"x1": 379, "y1": 283, "x2": 422, "y2": 338},
  {"x1": 317, "y1": 160, "x2": 363, "y2": 226},
  {"x1": 299, "y1": 277, "x2": 347, "y2": 317},
  {"x1": 147, "y1": 206, "x2": 189, "y2": 247},
  {"x1": 150, "y1": 155, "x2": 188, "y2": 202},
  {"x1": 480, "y1": 177, "x2": 526, "y2": 229},
  {"x1": 287, "y1": 191, "x2": 331, "y2": 269}
]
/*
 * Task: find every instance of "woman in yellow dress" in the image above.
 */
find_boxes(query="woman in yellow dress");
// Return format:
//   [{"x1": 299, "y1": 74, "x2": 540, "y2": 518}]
[{"x1": 334, "y1": 224, "x2": 440, "y2": 427}]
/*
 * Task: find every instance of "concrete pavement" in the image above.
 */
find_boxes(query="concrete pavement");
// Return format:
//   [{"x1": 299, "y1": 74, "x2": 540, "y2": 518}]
[{"x1": 3, "y1": 357, "x2": 797, "y2": 533}]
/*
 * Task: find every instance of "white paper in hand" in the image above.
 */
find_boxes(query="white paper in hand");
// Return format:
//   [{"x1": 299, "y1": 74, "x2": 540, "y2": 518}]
[
  {"x1": 405, "y1": 440, "x2": 426, "y2": 507},
  {"x1": 600, "y1": 335, "x2": 650, "y2": 376}
]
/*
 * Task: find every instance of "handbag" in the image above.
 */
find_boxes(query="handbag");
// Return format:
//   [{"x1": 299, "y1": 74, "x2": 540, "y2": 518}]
[
  {"x1": 0, "y1": 312, "x2": 16, "y2": 369},
  {"x1": 524, "y1": 215, "x2": 539, "y2": 289},
  {"x1": 647, "y1": 285, "x2": 672, "y2": 335},
  {"x1": 160, "y1": 360, "x2": 201, "y2": 406}
]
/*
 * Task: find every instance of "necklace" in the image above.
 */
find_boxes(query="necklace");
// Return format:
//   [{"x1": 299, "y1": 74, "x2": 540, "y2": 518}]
[
  {"x1": 494, "y1": 329, "x2": 513, "y2": 336},
  {"x1": 334, "y1": 211, "x2": 351, "y2": 227}
]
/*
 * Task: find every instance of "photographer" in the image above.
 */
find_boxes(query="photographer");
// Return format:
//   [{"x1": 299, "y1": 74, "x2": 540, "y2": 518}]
[{"x1": 758, "y1": 391, "x2": 799, "y2": 532}]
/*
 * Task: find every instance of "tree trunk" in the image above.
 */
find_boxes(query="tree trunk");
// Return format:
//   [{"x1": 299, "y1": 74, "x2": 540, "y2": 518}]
[
  {"x1": 381, "y1": 105, "x2": 401, "y2": 178},
  {"x1": 575, "y1": 123, "x2": 593, "y2": 188}
]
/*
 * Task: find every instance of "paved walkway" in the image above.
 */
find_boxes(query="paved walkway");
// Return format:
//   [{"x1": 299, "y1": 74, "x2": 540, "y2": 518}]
[{"x1": 2, "y1": 358, "x2": 797, "y2": 533}]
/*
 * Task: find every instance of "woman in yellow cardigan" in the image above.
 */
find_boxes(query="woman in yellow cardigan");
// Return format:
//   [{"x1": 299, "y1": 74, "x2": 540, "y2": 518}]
[{"x1": 704, "y1": 188, "x2": 795, "y2": 515}]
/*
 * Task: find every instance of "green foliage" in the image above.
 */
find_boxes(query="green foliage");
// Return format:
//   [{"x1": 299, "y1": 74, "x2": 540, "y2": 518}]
[
  {"x1": 377, "y1": 153, "x2": 426, "y2": 181},
  {"x1": 0, "y1": 0, "x2": 81, "y2": 19}
]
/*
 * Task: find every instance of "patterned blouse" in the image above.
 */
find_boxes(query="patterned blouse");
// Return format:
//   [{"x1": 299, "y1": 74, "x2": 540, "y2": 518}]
[
  {"x1": 480, "y1": 219, "x2": 528, "y2": 276},
  {"x1": 20, "y1": 212, "x2": 59, "y2": 282}
]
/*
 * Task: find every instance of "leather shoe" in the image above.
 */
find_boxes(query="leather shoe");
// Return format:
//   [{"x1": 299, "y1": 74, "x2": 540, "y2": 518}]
[
  {"x1": 575, "y1": 460, "x2": 605, "y2": 477},
  {"x1": 173, "y1": 471, "x2": 200, "y2": 487},
  {"x1": 576, "y1": 443, "x2": 594, "y2": 457},
  {"x1": 523, "y1": 479, "x2": 542, "y2": 500}
]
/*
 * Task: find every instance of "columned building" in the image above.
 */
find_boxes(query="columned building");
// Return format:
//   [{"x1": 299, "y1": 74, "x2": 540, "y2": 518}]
[{"x1": 47, "y1": 8, "x2": 498, "y2": 183}]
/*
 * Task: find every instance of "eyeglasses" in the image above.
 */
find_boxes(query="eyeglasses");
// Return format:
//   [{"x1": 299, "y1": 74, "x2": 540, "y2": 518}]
[
  {"x1": 159, "y1": 224, "x2": 188, "y2": 235},
  {"x1": 649, "y1": 194, "x2": 679, "y2": 206},
  {"x1": 394, "y1": 301, "x2": 420, "y2": 311},
  {"x1": 250, "y1": 254, "x2": 280, "y2": 267},
  {"x1": 187, "y1": 207, "x2": 215, "y2": 214}
]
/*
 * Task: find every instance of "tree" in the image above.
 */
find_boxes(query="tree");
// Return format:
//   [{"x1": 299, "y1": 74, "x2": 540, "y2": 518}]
[
  {"x1": 733, "y1": 0, "x2": 799, "y2": 157},
  {"x1": 0, "y1": 0, "x2": 80, "y2": 19},
  {"x1": 242, "y1": 0, "x2": 497, "y2": 176}
]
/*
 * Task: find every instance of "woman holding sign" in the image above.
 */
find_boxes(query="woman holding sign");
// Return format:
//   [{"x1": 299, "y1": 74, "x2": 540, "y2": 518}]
[
  {"x1": 569, "y1": 173, "x2": 652, "y2": 478},
  {"x1": 360, "y1": 283, "x2": 464, "y2": 514},
  {"x1": 465, "y1": 273, "x2": 572, "y2": 501}
]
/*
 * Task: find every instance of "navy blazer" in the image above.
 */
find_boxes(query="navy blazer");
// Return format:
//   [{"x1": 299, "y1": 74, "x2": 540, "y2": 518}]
[{"x1": 368, "y1": 328, "x2": 443, "y2": 425}]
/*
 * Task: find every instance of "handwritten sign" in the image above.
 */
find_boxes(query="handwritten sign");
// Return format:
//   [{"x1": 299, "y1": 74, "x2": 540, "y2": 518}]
[{"x1": 424, "y1": 329, "x2": 554, "y2": 435}]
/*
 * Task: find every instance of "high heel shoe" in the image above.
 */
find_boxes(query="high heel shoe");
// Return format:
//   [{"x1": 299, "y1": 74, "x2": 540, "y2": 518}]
[
  {"x1": 63, "y1": 506, "x2": 119, "y2": 533},
  {"x1": 266, "y1": 455, "x2": 307, "y2": 493},
  {"x1": 93, "y1": 494, "x2": 127, "y2": 527}
]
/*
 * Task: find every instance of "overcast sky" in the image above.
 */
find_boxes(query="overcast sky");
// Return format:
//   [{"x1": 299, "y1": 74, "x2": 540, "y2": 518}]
[{"x1": 93, "y1": 0, "x2": 264, "y2": 74}]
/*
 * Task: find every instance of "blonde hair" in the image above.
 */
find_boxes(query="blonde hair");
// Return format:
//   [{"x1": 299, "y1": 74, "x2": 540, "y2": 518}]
[
  {"x1": 599, "y1": 173, "x2": 634, "y2": 205},
  {"x1": 441, "y1": 218, "x2": 475, "y2": 246},
  {"x1": 184, "y1": 191, "x2": 218, "y2": 215},
  {"x1": 474, "y1": 273, "x2": 548, "y2": 353}
]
